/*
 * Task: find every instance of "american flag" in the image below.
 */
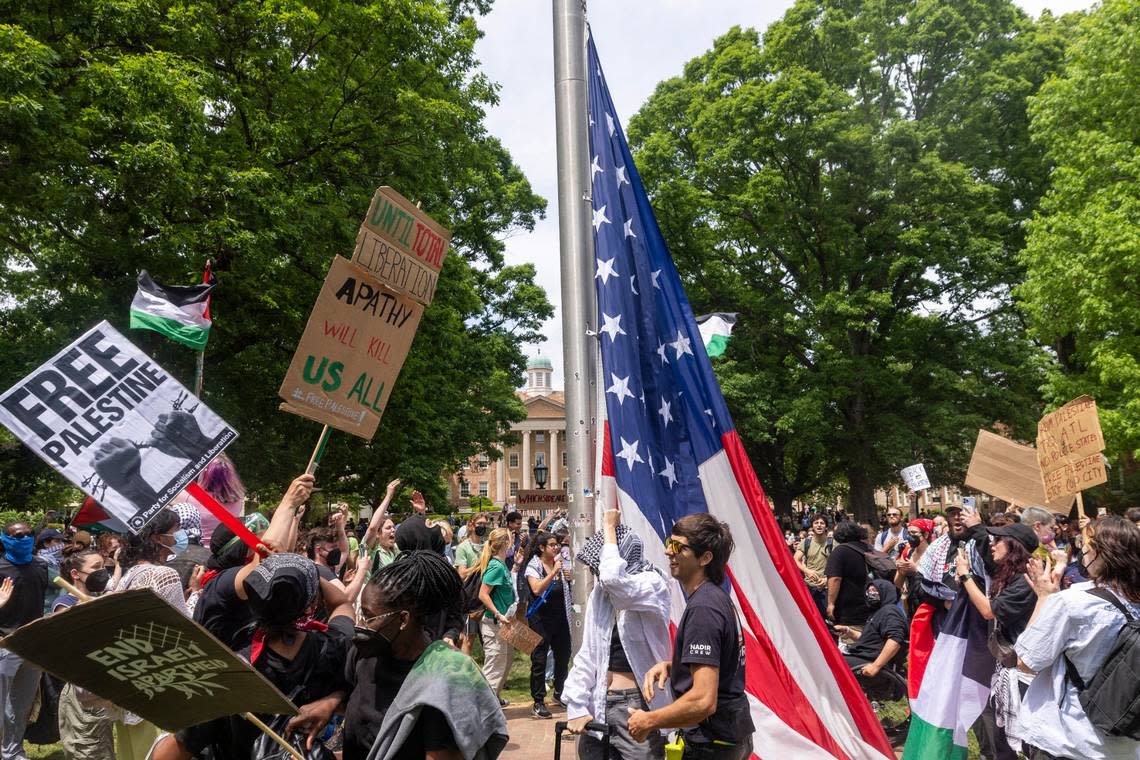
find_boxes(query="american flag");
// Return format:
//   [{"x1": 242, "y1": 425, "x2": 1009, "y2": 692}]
[{"x1": 586, "y1": 32, "x2": 892, "y2": 760}]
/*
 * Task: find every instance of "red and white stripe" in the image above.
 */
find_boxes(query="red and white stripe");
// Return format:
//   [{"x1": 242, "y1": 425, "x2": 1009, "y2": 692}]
[{"x1": 597, "y1": 423, "x2": 893, "y2": 760}]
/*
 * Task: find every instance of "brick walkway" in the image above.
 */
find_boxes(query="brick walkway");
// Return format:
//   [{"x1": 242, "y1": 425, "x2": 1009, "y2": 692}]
[{"x1": 499, "y1": 701, "x2": 572, "y2": 760}]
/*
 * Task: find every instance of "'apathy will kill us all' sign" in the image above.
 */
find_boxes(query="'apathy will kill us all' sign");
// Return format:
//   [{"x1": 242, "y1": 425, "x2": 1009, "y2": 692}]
[
  {"x1": 279, "y1": 256, "x2": 424, "y2": 439},
  {"x1": 0, "y1": 322, "x2": 237, "y2": 532},
  {"x1": 1, "y1": 590, "x2": 295, "y2": 731},
  {"x1": 351, "y1": 186, "x2": 451, "y2": 306},
  {"x1": 1036, "y1": 395, "x2": 1107, "y2": 500}
]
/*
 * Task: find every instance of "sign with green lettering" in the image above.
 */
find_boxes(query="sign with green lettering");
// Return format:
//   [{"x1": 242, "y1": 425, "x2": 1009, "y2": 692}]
[
  {"x1": 1, "y1": 589, "x2": 295, "y2": 731},
  {"x1": 279, "y1": 256, "x2": 424, "y2": 439},
  {"x1": 0, "y1": 322, "x2": 237, "y2": 532}
]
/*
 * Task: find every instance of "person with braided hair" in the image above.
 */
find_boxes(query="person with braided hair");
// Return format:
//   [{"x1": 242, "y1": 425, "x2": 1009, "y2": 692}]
[{"x1": 343, "y1": 551, "x2": 507, "y2": 760}]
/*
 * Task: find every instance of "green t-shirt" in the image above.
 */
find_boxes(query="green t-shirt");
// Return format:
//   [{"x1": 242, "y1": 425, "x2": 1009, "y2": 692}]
[
  {"x1": 454, "y1": 540, "x2": 483, "y2": 570},
  {"x1": 482, "y1": 558, "x2": 514, "y2": 616}
]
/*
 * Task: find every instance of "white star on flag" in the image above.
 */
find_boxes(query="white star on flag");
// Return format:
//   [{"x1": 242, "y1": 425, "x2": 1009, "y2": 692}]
[
  {"x1": 705, "y1": 409, "x2": 717, "y2": 428},
  {"x1": 658, "y1": 398, "x2": 673, "y2": 427},
  {"x1": 651, "y1": 269, "x2": 662, "y2": 289},
  {"x1": 591, "y1": 155, "x2": 603, "y2": 181},
  {"x1": 658, "y1": 457, "x2": 677, "y2": 489},
  {"x1": 595, "y1": 257, "x2": 618, "y2": 285},
  {"x1": 616, "y1": 165, "x2": 629, "y2": 185},
  {"x1": 600, "y1": 312, "x2": 626, "y2": 342},
  {"x1": 623, "y1": 218, "x2": 636, "y2": 239},
  {"x1": 606, "y1": 373, "x2": 635, "y2": 406},
  {"x1": 606, "y1": 113, "x2": 616, "y2": 137},
  {"x1": 671, "y1": 329, "x2": 694, "y2": 359},
  {"x1": 617, "y1": 436, "x2": 644, "y2": 471},
  {"x1": 592, "y1": 205, "x2": 611, "y2": 231},
  {"x1": 656, "y1": 341, "x2": 669, "y2": 365},
  {"x1": 630, "y1": 275, "x2": 638, "y2": 295}
]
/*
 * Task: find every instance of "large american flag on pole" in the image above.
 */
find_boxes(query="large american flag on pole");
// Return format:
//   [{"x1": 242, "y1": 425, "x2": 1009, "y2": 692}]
[{"x1": 586, "y1": 31, "x2": 893, "y2": 760}]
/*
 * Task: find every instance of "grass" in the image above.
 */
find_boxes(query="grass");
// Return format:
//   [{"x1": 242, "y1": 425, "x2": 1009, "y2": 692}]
[{"x1": 26, "y1": 744, "x2": 63, "y2": 759}]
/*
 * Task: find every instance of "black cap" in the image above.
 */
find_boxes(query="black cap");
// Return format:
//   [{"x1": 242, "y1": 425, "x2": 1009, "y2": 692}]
[{"x1": 987, "y1": 523, "x2": 1039, "y2": 553}]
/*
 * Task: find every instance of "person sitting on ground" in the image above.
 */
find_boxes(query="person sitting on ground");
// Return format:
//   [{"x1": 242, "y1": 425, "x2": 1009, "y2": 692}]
[
  {"x1": 564, "y1": 509, "x2": 672, "y2": 759},
  {"x1": 836, "y1": 579, "x2": 907, "y2": 694},
  {"x1": 343, "y1": 551, "x2": 507, "y2": 760},
  {"x1": 157, "y1": 553, "x2": 355, "y2": 760},
  {"x1": 1012, "y1": 515, "x2": 1140, "y2": 760}
]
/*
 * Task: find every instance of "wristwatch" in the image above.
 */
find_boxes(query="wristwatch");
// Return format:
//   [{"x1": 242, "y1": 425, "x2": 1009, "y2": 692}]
[{"x1": 958, "y1": 572, "x2": 973, "y2": 585}]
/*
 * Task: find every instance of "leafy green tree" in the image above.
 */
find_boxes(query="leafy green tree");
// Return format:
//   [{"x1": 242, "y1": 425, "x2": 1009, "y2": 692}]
[
  {"x1": 628, "y1": 1, "x2": 1068, "y2": 518},
  {"x1": 1019, "y1": 0, "x2": 1140, "y2": 458},
  {"x1": 0, "y1": 0, "x2": 550, "y2": 510}
]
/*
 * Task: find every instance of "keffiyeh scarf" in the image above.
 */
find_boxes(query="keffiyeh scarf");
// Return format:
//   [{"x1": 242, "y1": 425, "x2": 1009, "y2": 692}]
[{"x1": 576, "y1": 525, "x2": 652, "y2": 576}]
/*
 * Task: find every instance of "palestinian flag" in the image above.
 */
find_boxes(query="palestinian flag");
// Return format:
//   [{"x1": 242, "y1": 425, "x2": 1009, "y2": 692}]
[
  {"x1": 73, "y1": 497, "x2": 129, "y2": 534},
  {"x1": 129, "y1": 266, "x2": 216, "y2": 350},
  {"x1": 901, "y1": 590, "x2": 995, "y2": 760},
  {"x1": 695, "y1": 312, "x2": 737, "y2": 358}
]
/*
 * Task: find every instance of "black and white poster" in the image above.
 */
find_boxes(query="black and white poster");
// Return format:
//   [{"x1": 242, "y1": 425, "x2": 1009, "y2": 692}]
[{"x1": 0, "y1": 321, "x2": 237, "y2": 532}]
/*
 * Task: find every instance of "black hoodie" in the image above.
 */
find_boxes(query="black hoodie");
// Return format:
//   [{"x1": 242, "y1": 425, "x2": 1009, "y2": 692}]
[{"x1": 847, "y1": 579, "x2": 908, "y2": 663}]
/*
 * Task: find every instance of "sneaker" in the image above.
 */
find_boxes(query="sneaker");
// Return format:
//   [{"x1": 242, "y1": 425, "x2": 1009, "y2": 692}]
[
  {"x1": 498, "y1": 697, "x2": 509, "y2": 708},
  {"x1": 553, "y1": 692, "x2": 566, "y2": 708},
  {"x1": 532, "y1": 701, "x2": 552, "y2": 719}
]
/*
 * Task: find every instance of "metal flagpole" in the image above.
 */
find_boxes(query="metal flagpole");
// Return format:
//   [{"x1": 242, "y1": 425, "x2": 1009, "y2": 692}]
[{"x1": 553, "y1": 0, "x2": 597, "y2": 652}]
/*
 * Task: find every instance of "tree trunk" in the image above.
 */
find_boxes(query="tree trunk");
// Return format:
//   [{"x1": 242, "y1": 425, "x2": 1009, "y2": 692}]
[
  {"x1": 769, "y1": 489, "x2": 795, "y2": 518},
  {"x1": 847, "y1": 466, "x2": 877, "y2": 523}
]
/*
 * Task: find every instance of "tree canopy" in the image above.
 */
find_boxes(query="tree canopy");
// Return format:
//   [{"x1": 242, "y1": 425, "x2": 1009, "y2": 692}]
[
  {"x1": 0, "y1": 0, "x2": 550, "y2": 510},
  {"x1": 1019, "y1": 0, "x2": 1140, "y2": 462},
  {"x1": 627, "y1": 0, "x2": 1071, "y2": 518}
]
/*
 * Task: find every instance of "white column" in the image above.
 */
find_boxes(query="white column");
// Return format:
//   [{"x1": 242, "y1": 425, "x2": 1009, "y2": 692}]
[
  {"x1": 522, "y1": 431, "x2": 532, "y2": 490},
  {"x1": 549, "y1": 429, "x2": 559, "y2": 490},
  {"x1": 496, "y1": 445, "x2": 507, "y2": 505}
]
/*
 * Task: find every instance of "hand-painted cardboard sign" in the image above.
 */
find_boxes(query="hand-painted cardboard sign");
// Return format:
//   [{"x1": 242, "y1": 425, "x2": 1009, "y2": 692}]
[
  {"x1": 900, "y1": 463, "x2": 931, "y2": 491},
  {"x1": 0, "y1": 589, "x2": 295, "y2": 731},
  {"x1": 965, "y1": 429, "x2": 1074, "y2": 511},
  {"x1": 1036, "y1": 396, "x2": 1107, "y2": 499},
  {"x1": 351, "y1": 186, "x2": 451, "y2": 306},
  {"x1": 279, "y1": 256, "x2": 424, "y2": 439},
  {"x1": 516, "y1": 490, "x2": 569, "y2": 508},
  {"x1": 0, "y1": 322, "x2": 237, "y2": 532}
]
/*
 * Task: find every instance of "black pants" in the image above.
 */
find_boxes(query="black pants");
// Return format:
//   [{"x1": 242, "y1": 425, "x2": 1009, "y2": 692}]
[{"x1": 530, "y1": 611, "x2": 571, "y2": 703}]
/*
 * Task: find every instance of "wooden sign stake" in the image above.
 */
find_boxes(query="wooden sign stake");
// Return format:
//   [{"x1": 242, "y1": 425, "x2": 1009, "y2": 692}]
[
  {"x1": 52, "y1": 576, "x2": 91, "y2": 602},
  {"x1": 305, "y1": 425, "x2": 332, "y2": 476},
  {"x1": 241, "y1": 712, "x2": 305, "y2": 760}
]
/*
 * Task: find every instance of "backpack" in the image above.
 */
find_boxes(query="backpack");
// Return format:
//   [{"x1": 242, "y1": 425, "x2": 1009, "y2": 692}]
[
  {"x1": 461, "y1": 567, "x2": 484, "y2": 615},
  {"x1": 803, "y1": 536, "x2": 833, "y2": 557},
  {"x1": 1064, "y1": 588, "x2": 1140, "y2": 739},
  {"x1": 854, "y1": 543, "x2": 896, "y2": 581}
]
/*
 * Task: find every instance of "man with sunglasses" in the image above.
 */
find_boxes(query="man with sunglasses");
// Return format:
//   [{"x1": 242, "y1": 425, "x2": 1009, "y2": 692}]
[
  {"x1": 0, "y1": 521, "x2": 49, "y2": 760},
  {"x1": 627, "y1": 514, "x2": 753, "y2": 759},
  {"x1": 874, "y1": 508, "x2": 907, "y2": 559}
]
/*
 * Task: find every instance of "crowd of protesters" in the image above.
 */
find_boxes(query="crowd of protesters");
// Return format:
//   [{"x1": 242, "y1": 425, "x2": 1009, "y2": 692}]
[
  {"x1": 789, "y1": 501, "x2": 1140, "y2": 760},
  {"x1": 0, "y1": 450, "x2": 762, "y2": 760}
]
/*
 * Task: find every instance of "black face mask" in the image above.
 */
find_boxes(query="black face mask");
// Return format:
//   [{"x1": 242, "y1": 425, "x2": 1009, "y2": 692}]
[
  {"x1": 83, "y1": 568, "x2": 111, "y2": 594},
  {"x1": 352, "y1": 626, "x2": 394, "y2": 660},
  {"x1": 865, "y1": 587, "x2": 882, "y2": 610},
  {"x1": 325, "y1": 549, "x2": 341, "y2": 568},
  {"x1": 907, "y1": 534, "x2": 921, "y2": 548},
  {"x1": 474, "y1": 524, "x2": 488, "y2": 538}
]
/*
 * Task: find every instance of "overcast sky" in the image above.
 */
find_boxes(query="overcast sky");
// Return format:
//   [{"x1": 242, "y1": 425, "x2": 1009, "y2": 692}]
[{"x1": 473, "y1": 0, "x2": 1095, "y2": 386}]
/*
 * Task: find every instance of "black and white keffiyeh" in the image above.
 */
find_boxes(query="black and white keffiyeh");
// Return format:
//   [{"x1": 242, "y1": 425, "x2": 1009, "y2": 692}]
[{"x1": 576, "y1": 525, "x2": 653, "y2": 576}]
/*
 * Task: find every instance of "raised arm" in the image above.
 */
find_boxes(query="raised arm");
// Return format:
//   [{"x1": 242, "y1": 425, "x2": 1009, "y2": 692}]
[
  {"x1": 261, "y1": 474, "x2": 315, "y2": 553},
  {"x1": 364, "y1": 479, "x2": 400, "y2": 550}
]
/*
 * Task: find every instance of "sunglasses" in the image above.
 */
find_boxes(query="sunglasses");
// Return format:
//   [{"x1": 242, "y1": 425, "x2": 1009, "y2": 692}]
[
  {"x1": 8, "y1": 531, "x2": 33, "y2": 539},
  {"x1": 665, "y1": 538, "x2": 694, "y2": 555},
  {"x1": 357, "y1": 609, "x2": 401, "y2": 628}
]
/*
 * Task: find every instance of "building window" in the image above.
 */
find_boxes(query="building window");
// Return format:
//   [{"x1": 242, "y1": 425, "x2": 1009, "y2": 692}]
[
  {"x1": 536, "y1": 432, "x2": 545, "y2": 443},
  {"x1": 562, "y1": 451, "x2": 567, "y2": 468},
  {"x1": 509, "y1": 481, "x2": 519, "y2": 496},
  {"x1": 477, "y1": 454, "x2": 489, "y2": 469},
  {"x1": 459, "y1": 481, "x2": 470, "y2": 497},
  {"x1": 509, "y1": 453, "x2": 519, "y2": 469},
  {"x1": 535, "y1": 452, "x2": 546, "y2": 467},
  {"x1": 562, "y1": 480, "x2": 569, "y2": 491},
  {"x1": 478, "y1": 482, "x2": 489, "y2": 497}
]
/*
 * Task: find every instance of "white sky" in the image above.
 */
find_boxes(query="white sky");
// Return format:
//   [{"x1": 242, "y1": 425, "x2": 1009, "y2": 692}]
[{"x1": 474, "y1": 0, "x2": 1095, "y2": 387}]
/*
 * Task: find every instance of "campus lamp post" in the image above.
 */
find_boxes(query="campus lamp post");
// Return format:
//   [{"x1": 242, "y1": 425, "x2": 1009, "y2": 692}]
[{"x1": 533, "y1": 463, "x2": 549, "y2": 490}]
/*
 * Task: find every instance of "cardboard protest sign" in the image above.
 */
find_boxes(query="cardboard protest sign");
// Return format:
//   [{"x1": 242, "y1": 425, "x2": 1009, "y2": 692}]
[
  {"x1": 1, "y1": 589, "x2": 295, "y2": 731},
  {"x1": 1036, "y1": 396, "x2": 1107, "y2": 498},
  {"x1": 516, "y1": 490, "x2": 569, "y2": 509},
  {"x1": 965, "y1": 430, "x2": 1074, "y2": 511},
  {"x1": 900, "y1": 463, "x2": 931, "y2": 491},
  {"x1": 0, "y1": 322, "x2": 237, "y2": 532},
  {"x1": 352, "y1": 187, "x2": 451, "y2": 306},
  {"x1": 279, "y1": 256, "x2": 424, "y2": 439}
]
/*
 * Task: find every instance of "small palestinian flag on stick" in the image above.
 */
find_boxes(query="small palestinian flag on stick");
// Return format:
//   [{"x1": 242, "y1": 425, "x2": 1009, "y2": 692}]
[
  {"x1": 129, "y1": 265, "x2": 216, "y2": 350},
  {"x1": 695, "y1": 312, "x2": 737, "y2": 358}
]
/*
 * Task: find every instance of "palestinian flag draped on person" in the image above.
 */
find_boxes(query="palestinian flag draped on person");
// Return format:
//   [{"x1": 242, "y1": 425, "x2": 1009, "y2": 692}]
[{"x1": 129, "y1": 264, "x2": 216, "y2": 350}]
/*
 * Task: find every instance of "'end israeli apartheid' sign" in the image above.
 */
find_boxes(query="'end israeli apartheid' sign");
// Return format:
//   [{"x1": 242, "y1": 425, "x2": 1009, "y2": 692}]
[
  {"x1": 352, "y1": 187, "x2": 451, "y2": 306},
  {"x1": 0, "y1": 322, "x2": 237, "y2": 532},
  {"x1": 1, "y1": 589, "x2": 295, "y2": 731},
  {"x1": 279, "y1": 256, "x2": 424, "y2": 439},
  {"x1": 1036, "y1": 396, "x2": 1107, "y2": 498}
]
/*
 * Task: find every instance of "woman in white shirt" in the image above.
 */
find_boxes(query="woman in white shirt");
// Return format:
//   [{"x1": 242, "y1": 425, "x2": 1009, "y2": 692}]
[
  {"x1": 1013, "y1": 515, "x2": 1140, "y2": 760},
  {"x1": 563, "y1": 509, "x2": 672, "y2": 759}
]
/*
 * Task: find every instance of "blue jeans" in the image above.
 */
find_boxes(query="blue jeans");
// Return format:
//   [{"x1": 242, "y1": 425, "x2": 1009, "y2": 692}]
[
  {"x1": 577, "y1": 688, "x2": 665, "y2": 760},
  {"x1": 0, "y1": 650, "x2": 39, "y2": 760}
]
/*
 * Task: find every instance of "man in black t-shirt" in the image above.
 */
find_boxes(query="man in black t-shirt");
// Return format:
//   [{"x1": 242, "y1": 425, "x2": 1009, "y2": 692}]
[
  {"x1": 0, "y1": 521, "x2": 49, "y2": 759},
  {"x1": 628, "y1": 514, "x2": 754, "y2": 759},
  {"x1": 825, "y1": 521, "x2": 874, "y2": 638}
]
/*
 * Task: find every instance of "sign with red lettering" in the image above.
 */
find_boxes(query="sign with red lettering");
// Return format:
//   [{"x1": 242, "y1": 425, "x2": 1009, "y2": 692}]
[
  {"x1": 352, "y1": 187, "x2": 450, "y2": 306},
  {"x1": 516, "y1": 490, "x2": 568, "y2": 508},
  {"x1": 0, "y1": 322, "x2": 237, "y2": 532},
  {"x1": 1037, "y1": 396, "x2": 1107, "y2": 498},
  {"x1": 279, "y1": 257, "x2": 424, "y2": 439}
]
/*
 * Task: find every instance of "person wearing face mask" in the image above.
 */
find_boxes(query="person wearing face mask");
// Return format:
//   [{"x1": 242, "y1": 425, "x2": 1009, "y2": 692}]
[
  {"x1": 454, "y1": 514, "x2": 489, "y2": 582},
  {"x1": 894, "y1": 518, "x2": 933, "y2": 618},
  {"x1": 165, "y1": 503, "x2": 210, "y2": 606},
  {"x1": 34, "y1": 528, "x2": 66, "y2": 614},
  {"x1": 562, "y1": 509, "x2": 672, "y2": 759},
  {"x1": 835, "y1": 579, "x2": 907, "y2": 684},
  {"x1": 154, "y1": 553, "x2": 354, "y2": 760},
  {"x1": 524, "y1": 531, "x2": 572, "y2": 718},
  {"x1": 0, "y1": 521, "x2": 49, "y2": 760},
  {"x1": 52, "y1": 548, "x2": 114, "y2": 760},
  {"x1": 343, "y1": 551, "x2": 506, "y2": 760}
]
